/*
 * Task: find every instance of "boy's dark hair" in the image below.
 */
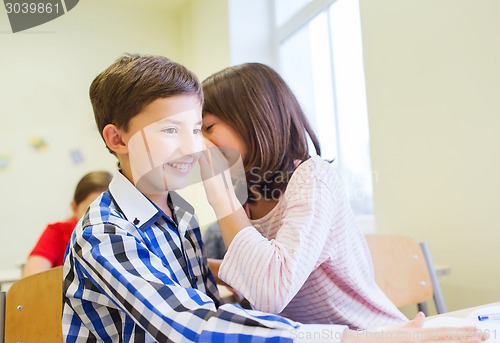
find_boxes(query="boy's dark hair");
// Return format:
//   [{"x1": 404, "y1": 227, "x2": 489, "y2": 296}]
[
  {"x1": 73, "y1": 171, "x2": 112, "y2": 205},
  {"x1": 202, "y1": 63, "x2": 321, "y2": 202},
  {"x1": 90, "y1": 54, "x2": 203, "y2": 155}
]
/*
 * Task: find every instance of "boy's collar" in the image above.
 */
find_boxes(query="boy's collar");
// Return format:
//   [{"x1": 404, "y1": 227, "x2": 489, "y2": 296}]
[
  {"x1": 108, "y1": 172, "x2": 195, "y2": 231},
  {"x1": 108, "y1": 172, "x2": 159, "y2": 227}
]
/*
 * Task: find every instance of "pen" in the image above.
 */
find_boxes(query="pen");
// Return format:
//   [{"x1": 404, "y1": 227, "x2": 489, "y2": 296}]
[{"x1": 477, "y1": 313, "x2": 500, "y2": 321}]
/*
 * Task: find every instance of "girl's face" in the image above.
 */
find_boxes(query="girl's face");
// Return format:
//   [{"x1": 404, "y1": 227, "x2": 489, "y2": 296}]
[{"x1": 202, "y1": 113, "x2": 247, "y2": 159}]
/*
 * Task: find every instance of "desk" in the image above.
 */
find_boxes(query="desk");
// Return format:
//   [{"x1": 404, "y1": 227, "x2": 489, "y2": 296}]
[
  {"x1": 218, "y1": 285, "x2": 235, "y2": 302},
  {"x1": 435, "y1": 302, "x2": 500, "y2": 319}
]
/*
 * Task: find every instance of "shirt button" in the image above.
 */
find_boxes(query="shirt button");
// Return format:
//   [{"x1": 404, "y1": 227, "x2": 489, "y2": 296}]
[{"x1": 194, "y1": 276, "x2": 198, "y2": 283}]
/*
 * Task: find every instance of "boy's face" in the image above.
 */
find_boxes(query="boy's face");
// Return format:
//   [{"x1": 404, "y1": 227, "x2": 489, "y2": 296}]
[{"x1": 121, "y1": 94, "x2": 203, "y2": 194}]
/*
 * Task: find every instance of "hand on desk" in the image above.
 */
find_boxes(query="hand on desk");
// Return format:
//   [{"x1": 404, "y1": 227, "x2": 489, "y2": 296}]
[{"x1": 342, "y1": 312, "x2": 486, "y2": 342}]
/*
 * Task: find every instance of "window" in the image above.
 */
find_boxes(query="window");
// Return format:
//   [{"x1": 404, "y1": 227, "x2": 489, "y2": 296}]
[
  {"x1": 274, "y1": 0, "x2": 313, "y2": 26},
  {"x1": 274, "y1": 0, "x2": 375, "y2": 226}
]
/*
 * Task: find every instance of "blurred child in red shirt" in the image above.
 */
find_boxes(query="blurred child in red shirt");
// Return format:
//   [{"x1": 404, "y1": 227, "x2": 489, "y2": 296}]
[{"x1": 23, "y1": 170, "x2": 112, "y2": 277}]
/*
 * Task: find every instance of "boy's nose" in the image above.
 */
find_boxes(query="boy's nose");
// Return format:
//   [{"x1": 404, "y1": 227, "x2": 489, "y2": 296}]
[{"x1": 179, "y1": 133, "x2": 202, "y2": 156}]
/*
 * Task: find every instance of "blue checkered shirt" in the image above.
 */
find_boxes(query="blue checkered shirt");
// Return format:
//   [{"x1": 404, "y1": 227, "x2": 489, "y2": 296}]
[{"x1": 62, "y1": 172, "x2": 326, "y2": 342}]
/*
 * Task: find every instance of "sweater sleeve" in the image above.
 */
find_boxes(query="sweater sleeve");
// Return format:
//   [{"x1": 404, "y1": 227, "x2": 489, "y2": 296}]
[{"x1": 219, "y1": 168, "x2": 335, "y2": 313}]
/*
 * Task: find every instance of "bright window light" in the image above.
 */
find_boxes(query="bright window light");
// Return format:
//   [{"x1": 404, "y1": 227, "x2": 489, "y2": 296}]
[{"x1": 276, "y1": 0, "x2": 374, "y2": 218}]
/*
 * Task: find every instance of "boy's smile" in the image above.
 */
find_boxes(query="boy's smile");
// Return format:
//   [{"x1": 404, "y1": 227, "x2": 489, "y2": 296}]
[
  {"x1": 166, "y1": 160, "x2": 192, "y2": 174},
  {"x1": 120, "y1": 94, "x2": 203, "y2": 194}
]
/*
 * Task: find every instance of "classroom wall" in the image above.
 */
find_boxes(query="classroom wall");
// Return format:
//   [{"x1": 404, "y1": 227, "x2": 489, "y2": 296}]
[
  {"x1": 360, "y1": 0, "x2": 500, "y2": 311},
  {"x1": 0, "y1": 0, "x2": 230, "y2": 270},
  {"x1": 177, "y1": 0, "x2": 230, "y2": 81},
  {"x1": 174, "y1": 0, "x2": 230, "y2": 229}
]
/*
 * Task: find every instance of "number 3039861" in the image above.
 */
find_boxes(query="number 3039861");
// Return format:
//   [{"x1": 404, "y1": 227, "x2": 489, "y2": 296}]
[{"x1": 5, "y1": 2, "x2": 61, "y2": 14}]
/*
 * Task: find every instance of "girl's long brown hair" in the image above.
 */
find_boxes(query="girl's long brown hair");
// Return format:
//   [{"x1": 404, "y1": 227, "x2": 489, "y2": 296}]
[{"x1": 203, "y1": 63, "x2": 321, "y2": 201}]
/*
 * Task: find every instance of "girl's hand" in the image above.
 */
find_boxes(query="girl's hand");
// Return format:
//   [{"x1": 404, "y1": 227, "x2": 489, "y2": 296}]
[{"x1": 198, "y1": 138, "x2": 246, "y2": 218}]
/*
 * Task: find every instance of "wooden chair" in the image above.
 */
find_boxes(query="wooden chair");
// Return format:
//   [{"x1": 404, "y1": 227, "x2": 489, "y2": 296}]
[
  {"x1": 365, "y1": 235, "x2": 447, "y2": 315},
  {"x1": 0, "y1": 291, "x2": 5, "y2": 343},
  {"x1": 2, "y1": 266, "x2": 63, "y2": 343}
]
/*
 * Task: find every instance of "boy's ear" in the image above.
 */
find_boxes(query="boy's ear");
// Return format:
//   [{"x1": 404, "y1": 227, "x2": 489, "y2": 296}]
[{"x1": 102, "y1": 124, "x2": 128, "y2": 155}]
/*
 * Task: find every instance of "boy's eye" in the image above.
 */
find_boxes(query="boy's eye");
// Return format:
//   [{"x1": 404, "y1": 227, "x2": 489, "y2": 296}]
[
  {"x1": 204, "y1": 124, "x2": 215, "y2": 132},
  {"x1": 162, "y1": 127, "x2": 177, "y2": 134},
  {"x1": 193, "y1": 128, "x2": 201, "y2": 135}
]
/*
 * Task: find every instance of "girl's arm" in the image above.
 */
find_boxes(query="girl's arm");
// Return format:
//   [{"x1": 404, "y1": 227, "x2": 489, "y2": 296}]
[
  {"x1": 198, "y1": 141, "x2": 252, "y2": 248},
  {"x1": 200, "y1": 144, "x2": 331, "y2": 313},
  {"x1": 218, "y1": 179, "x2": 334, "y2": 313},
  {"x1": 207, "y1": 258, "x2": 223, "y2": 285},
  {"x1": 23, "y1": 255, "x2": 52, "y2": 278}
]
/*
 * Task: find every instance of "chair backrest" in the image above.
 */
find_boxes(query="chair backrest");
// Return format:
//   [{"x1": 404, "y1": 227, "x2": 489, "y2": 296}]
[
  {"x1": 4, "y1": 266, "x2": 63, "y2": 343},
  {"x1": 365, "y1": 235, "x2": 436, "y2": 309},
  {"x1": 1, "y1": 291, "x2": 6, "y2": 343}
]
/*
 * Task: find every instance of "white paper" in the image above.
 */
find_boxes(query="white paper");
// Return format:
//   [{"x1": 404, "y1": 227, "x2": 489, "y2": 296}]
[{"x1": 425, "y1": 309, "x2": 500, "y2": 342}]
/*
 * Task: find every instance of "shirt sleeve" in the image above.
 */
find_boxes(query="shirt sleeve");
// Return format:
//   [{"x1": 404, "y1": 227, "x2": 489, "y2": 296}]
[
  {"x1": 29, "y1": 223, "x2": 63, "y2": 265},
  {"x1": 219, "y1": 171, "x2": 336, "y2": 313},
  {"x1": 72, "y1": 222, "x2": 344, "y2": 342}
]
